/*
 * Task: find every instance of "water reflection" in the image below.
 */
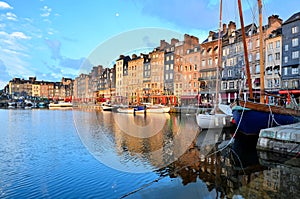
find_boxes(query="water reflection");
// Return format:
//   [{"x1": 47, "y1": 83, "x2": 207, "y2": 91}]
[
  {"x1": 73, "y1": 111, "x2": 199, "y2": 173},
  {"x1": 73, "y1": 110, "x2": 299, "y2": 198}
]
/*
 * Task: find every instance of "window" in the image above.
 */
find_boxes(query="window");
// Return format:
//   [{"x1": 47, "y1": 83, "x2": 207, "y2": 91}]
[
  {"x1": 256, "y1": 39, "x2": 260, "y2": 47},
  {"x1": 276, "y1": 41, "x2": 280, "y2": 48},
  {"x1": 267, "y1": 80, "x2": 273, "y2": 88},
  {"x1": 208, "y1": 58, "x2": 212, "y2": 66},
  {"x1": 283, "y1": 67, "x2": 288, "y2": 75},
  {"x1": 284, "y1": 56, "x2": 288, "y2": 63},
  {"x1": 229, "y1": 82, "x2": 234, "y2": 89},
  {"x1": 292, "y1": 38, "x2": 299, "y2": 47},
  {"x1": 274, "y1": 79, "x2": 280, "y2": 87},
  {"x1": 292, "y1": 26, "x2": 299, "y2": 34},
  {"x1": 292, "y1": 51, "x2": 299, "y2": 59},
  {"x1": 256, "y1": 52, "x2": 260, "y2": 60},
  {"x1": 292, "y1": 67, "x2": 299, "y2": 75},
  {"x1": 268, "y1": 42, "x2": 273, "y2": 50},
  {"x1": 166, "y1": 64, "x2": 170, "y2": 70},
  {"x1": 285, "y1": 44, "x2": 289, "y2": 51},
  {"x1": 170, "y1": 73, "x2": 173, "y2": 79},
  {"x1": 256, "y1": 65, "x2": 260, "y2": 74},
  {"x1": 170, "y1": 64, "x2": 173, "y2": 70},
  {"x1": 166, "y1": 56, "x2": 169, "y2": 61},
  {"x1": 267, "y1": 68, "x2": 272, "y2": 75},
  {"x1": 223, "y1": 82, "x2": 228, "y2": 89},
  {"x1": 248, "y1": 54, "x2": 252, "y2": 62},
  {"x1": 268, "y1": 54, "x2": 273, "y2": 62},
  {"x1": 293, "y1": 80, "x2": 299, "y2": 88},
  {"x1": 201, "y1": 60, "x2": 205, "y2": 67},
  {"x1": 228, "y1": 69, "x2": 232, "y2": 77},
  {"x1": 275, "y1": 52, "x2": 280, "y2": 60},
  {"x1": 283, "y1": 81, "x2": 288, "y2": 88},
  {"x1": 165, "y1": 74, "x2": 169, "y2": 80}
]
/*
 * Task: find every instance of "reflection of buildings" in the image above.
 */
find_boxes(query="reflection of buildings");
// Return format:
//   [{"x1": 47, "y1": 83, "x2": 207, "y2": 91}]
[
  {"x1": 112, "y1": 114, "x2": 199, "y2": 169},
  {"x1": 156, "y1": 129, "x2": 299, "y2": 199}
]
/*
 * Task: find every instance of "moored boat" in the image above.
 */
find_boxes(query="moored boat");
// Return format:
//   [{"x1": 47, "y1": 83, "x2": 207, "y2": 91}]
[
  {"x1": 49, "y1": 101, "x2": 73, "y2": 109},
  {"x1": 232, "y1": 0, "x2": 300, "y2": 135},
  {"x1": 146, "y1": 105, "x2": 170, "y2": 113}
]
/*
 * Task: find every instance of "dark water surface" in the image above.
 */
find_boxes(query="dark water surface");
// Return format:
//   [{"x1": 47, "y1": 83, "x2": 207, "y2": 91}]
[{"x1": 0, "y1": 109, "x2": 299, "y2": 199}]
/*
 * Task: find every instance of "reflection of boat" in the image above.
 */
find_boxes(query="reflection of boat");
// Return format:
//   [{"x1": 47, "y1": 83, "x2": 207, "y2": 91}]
[
  {"x1": 38, "y1": 102, "x2": 46, "y2": 108},
  {"x1": 232, "y1": 0, "x2": 300, "y2": 135},
  {"x1": 146, "y1": 105, "x2": 170, "y2": 113},
  {"x1": 8, "y1": 101, "x2": 16, "y2": 108},
  {"x1": 25, "y1": 100, "x2": 33, "y2": 108}
]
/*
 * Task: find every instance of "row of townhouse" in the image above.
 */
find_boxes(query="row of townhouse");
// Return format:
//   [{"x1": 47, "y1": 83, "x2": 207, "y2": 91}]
[
  {"x1": 4, "y1": 77, "x2": 73, "y2": 101},
  {"x1": 73, "y1": 12, "x2": 300, "y2": 106}
]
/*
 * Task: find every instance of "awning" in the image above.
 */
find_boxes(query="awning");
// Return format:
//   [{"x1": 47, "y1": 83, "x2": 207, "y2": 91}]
[
  {"x1": 279, "y1": 90, "x2": 300, "y2": 94},
  {"x1": 273, "y1": 65, "x2": 280, "y2": 70},
  {"x1": 181, "y1": 95, "x2": 197, "y2": 99},
  {"x1": 207, "y1": 48, "x2": 212, "y2": 53}
]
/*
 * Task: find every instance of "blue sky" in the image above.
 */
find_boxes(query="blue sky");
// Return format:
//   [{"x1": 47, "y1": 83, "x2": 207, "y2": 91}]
[{"x1": 0, "y1": 0, "x2": 299, "y2": 88}]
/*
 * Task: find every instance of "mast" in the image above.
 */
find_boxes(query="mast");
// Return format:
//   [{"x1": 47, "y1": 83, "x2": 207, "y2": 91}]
[
  {"x1": 238, "y1": 0, "x2": 253, "y2": 100},
  {"x1": 258, "y1": 0, "x2": 265, "y2": 103},
  {"x1": 215, "y1": 0, "x2": 223, "y2": 106}
]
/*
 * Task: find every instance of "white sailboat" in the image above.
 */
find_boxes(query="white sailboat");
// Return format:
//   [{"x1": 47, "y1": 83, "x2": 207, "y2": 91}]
[{"x1": 196, "y1": 0, "x2": 233, "y2": 129}]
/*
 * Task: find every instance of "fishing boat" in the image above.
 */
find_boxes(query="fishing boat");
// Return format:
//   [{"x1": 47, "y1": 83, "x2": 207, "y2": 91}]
[
  {"x1": 7, "y1": 101, "x2": 16, "y2": 108},
  {"x1": 232, "y1": 0, "x2": 300, "y2": 135},
  {"x1": 196, "y1": 0, "x2": 233, "y2": 129}
]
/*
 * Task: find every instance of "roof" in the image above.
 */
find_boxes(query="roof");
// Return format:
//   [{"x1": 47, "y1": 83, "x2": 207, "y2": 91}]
[{"x1": 283, "y1": 12, "x2": 300, "y2": 25}]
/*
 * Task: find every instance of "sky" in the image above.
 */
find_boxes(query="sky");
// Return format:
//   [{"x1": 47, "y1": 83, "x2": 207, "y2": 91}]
[{"x1": 0, "y1": 0, "x2": 299, "y2": 89}]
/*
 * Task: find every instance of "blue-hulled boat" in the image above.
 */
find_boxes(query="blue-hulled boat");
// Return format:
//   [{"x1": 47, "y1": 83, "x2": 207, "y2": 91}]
[
  {"x1": 232, "y1": 0, "x2": 300, "y2": 135},
  {"x1": 232, "y1": 101, "x2": 300, "y2": 135}
]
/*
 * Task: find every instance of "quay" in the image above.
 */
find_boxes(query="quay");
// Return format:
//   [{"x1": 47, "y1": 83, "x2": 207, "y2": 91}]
[{"x1": 257, "y1": 122, "x2": 300, "y2": 154}]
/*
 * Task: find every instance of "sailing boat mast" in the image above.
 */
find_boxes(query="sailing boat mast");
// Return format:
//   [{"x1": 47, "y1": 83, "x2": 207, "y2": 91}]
[
  {"x1": 258, "y1": 0, "x2": 265, "y2": 103},
  {"x1": 215, "y1": 0, "x2": 223, "y2": 106},
  {"x1": 237, "y1": 0, "x2": 253, "y2": 100}
]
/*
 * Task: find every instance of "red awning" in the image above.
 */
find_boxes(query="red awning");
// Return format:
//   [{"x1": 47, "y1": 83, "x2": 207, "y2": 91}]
[{"x1": 279, "y1": 90, "x2": 300, "y2": 94}]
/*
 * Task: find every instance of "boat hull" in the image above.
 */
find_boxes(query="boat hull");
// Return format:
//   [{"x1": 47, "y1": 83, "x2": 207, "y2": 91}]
[
  {"x1": 146, "y1": 107, "x2": 170, "y2": 113},
  {"x1": 196, "y1": 113, "x2": 232, "y2": 129},
  {"x1": 232, "y1": 107, "x2": 299, "y2": 135}
]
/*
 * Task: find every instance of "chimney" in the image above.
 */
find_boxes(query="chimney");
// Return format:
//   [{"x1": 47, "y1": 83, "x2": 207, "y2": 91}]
[
  {"x1": 268, "y1": 15, "x2": 282, "y2": 26},
  {"x1": 160, "y1": 40, "x2": 168, "y2": 50},
  {"x1": 223, "y1": 23, "x2": 227, "y2": 34},
  {"x1": 171, "y1": 38, "x2": 179, "y2": 45},
  {"x1": 228, "y1": 21, "x2": 236, "y2": 35},
  {"x1": 132, "y1": 54, "x2": 137, "y2": 59}
]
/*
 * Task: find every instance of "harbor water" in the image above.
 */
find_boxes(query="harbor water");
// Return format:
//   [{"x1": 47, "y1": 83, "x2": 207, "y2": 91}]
[{"x1": 0, "y1": 109, "x2": 299, "y2": 198}]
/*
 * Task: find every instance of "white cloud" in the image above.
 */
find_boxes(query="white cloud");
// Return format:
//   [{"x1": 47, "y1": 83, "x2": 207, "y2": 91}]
[
  {"x1": 41, "y1": 5, "x2": 52, "y2": 17},
  {"x1": 0, "y1": 23, "x2": 5, "y2": 29},
  {"x1": 5, "y1": 12, "x2": 17, "y2": 21},
  {"x1": 0, "y1": 31, "x2": 31, "y2": 40},
  {"x1": 0, "y1": 1, "x2": 13, "y2": 10},
  {"x1": 11, "y1": 31, "x2": 31, "y2": 39}
]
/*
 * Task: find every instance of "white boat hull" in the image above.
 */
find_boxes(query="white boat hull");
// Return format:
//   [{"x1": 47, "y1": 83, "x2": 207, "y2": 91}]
[
  {"x1": 196, "y1": 113, "x2": 230, "y2": 129},
  {"x1": 146, "y1": 107, "x2": 170, "y2": 113}
]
